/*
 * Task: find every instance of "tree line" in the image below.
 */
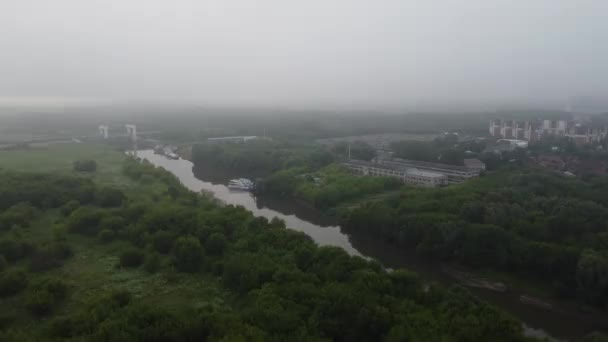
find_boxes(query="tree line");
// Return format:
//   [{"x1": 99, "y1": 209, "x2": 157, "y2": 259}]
[
  {"x1": 262, "y1": 165, "x2": 401, "y2": 211},
  {"x1": 342, "y1": 169, "x2": 608, "y2": 308},
  {"x1": 191, "y1": 140, "x2": 336, "y2": 177}
]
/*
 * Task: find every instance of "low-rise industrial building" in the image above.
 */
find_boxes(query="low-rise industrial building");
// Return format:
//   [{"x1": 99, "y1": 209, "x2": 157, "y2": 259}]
[
  {"x1": 343, "y1": 160, "x2": 448, "y2": 187},
  {"x1": 207, "y1": 136, "x2": 259, "y2": 143},
  {"x1": 404, "y1": 169, "x2": 449, "y2": 187},
  {"x1": 463, "y1": 158, "x2": 486, "y2": 172},
  {"x1": 376, "y1": 158, "x2": 480, "y2": 184}
]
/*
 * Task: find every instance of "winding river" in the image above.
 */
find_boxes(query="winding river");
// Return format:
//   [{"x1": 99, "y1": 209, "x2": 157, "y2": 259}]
[{"x1": 137, "y1": 149, "x2": 606, "y2": 341}]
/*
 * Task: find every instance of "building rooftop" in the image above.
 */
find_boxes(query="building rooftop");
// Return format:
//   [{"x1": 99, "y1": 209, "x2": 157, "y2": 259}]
[
  {"x1": 207, "y1": 136, "x2": 258, "y2": 141},
  {"x1": 388, "y1": 158, "x2": 473, "y2": 172},
  {"x1": 464, "y1": 158, "x2": 485, "y2": 168},
  {"x1": 344, "y1": 159, "x2": 402, "y2": 170},
  {"x1": 405, "y1": 169, "x2": 446, "y2": 178}
]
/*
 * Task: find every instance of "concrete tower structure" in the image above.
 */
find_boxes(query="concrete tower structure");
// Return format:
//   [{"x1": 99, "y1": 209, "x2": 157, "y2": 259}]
[
  {"x1": 98, "y1": 125, "x2": 109, "y2": 139},
  {"x1": 125, "y1": 124, "x2": 137, "y2": 153}
]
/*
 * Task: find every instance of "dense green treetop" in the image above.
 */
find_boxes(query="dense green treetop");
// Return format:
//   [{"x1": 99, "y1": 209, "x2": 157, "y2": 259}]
[
  {"x1": 343, "y1": 168, "x2": 608, "y2": 308},
  {"x1": 0, "y1": 157, "x2": 532, "y2": 341}
]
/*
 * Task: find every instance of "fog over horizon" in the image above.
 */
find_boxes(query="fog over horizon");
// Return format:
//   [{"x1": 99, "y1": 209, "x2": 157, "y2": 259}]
[{"x1": 1, "y1": 0, "x2": 607, "y2": 111}]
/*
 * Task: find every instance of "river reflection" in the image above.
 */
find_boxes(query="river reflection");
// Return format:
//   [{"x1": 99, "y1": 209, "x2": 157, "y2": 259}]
[{"x1": 137, "y1": 149, "x2": 607, "y2": 341}]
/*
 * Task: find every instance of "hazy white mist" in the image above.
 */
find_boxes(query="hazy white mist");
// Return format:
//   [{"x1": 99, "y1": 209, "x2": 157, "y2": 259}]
[{"x1": 1, "y1": 0, "x2": 607, "y2": 110}]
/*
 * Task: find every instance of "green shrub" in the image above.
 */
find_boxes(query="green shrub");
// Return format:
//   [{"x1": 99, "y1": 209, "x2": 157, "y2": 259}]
[
  {"x1": 204, "y1": 233, "x2": 227, "y2": 256},
  {"x1": 119, "y1": 249, "x2": 144, "y2": 268},
  {"x1": 172, "y1": 236, "x2": 203, "y2": 273},
  {"x1": 0, "y1": 203, "x2": 37, "y2": 231},
  {"x1": 37, "y1": 277, "x2": 69, "y2": 299},
  {"x1": 48, "y1": 315, "x2": 78, "y2": 338},
  {"x1": 139, "y1": 174, "x2": 155, "y2": 184},
  {"x1": 98, "y1": 229, "x2": 115, "y2": 243},
  {"x1": 144, "y1": 253, "x2": 161, "y2": 273},
  {"x1": 25, "y1": 289, "x2": 56, "y2": 316},
  {"x1": 29, "y1": 252, "x2": 61, "y2": 272},
  {"x1": 73, "y1": 160, "x2": 97, "y2": 172},
  {"x1": 49, "y1": 241, "x2": 73, "y2": 259},
  {"x1": 153, "y1": 230, "x2": 175, "y2": 254},
  {"x1": 96, "y1": 188, "x2": 125, "y2": 208},
  {"x1": 0, "y1": 239, "x2": 25, "y2": 262},
  {"x1": 59, "y1": 200, "x2": 80, "y2": 216},
  {"x1": 0, "y1": 255, "x2": 7, "y2": 272},
  {"x1": 100, "y1": 216, "x2": 126, "y2": 232},
  {"x1": 125, "y1": 225, "x2": 147, "y2": 248},
  {"x1": 0, "y1": 269, "x2": 28, "y2": 296},
  {"x1": 110, "y1": 289, "x2": 132, "y2": 307},
  {"x1": 29, "y1": 242, "x2": 73, "y2": 272},
  {"x1": 52, "y1": 224, "x2": 68, "y2": 242},
  {"x1": 66, "y1": 207, "x2": 106, "y2": 236},
  {"x1": 0, "y1": 312, "x2": 15, "y2": 330}
]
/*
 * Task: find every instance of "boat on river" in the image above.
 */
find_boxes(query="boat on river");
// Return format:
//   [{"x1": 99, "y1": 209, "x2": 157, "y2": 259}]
[
  {"x1": 165, "y1": 151, "x2": 179, "y2": 159},
  {"x1": 154, "y1": 145, "x2": 179, "y2": 159},
  {"x1": 228, "y1": 178, "x2": 254, "y2": 191}
]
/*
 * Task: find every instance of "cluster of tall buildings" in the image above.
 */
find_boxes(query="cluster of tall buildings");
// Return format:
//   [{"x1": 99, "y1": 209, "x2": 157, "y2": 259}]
[{"x1": 489, "y1": 118, "x2": 608, "y2": 145}]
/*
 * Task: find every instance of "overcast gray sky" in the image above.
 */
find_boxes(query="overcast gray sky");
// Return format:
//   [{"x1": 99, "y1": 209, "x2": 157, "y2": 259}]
[{"x1": 1, "y1": 0, "x2": 606, "y2": 110}]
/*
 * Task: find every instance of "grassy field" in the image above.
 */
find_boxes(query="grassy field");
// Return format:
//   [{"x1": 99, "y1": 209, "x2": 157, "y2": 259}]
[
  {"x1": 0, "y1": 142, "x2": 171, "y2": 200},
  {"x1": 0, "y1": 143, "x2": 228, "y2": 331},
  {"x1": 0, "y1": 143, "x2": 126, "y2": 184}
]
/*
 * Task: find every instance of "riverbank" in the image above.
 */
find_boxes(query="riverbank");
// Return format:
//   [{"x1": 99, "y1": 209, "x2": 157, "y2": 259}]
[
  {"x1": 443, "y1": 267, "x2": 508, "y2": 292},
  {"x1": 193, "y1": 158, "x2": 590, "y2": 318}
]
